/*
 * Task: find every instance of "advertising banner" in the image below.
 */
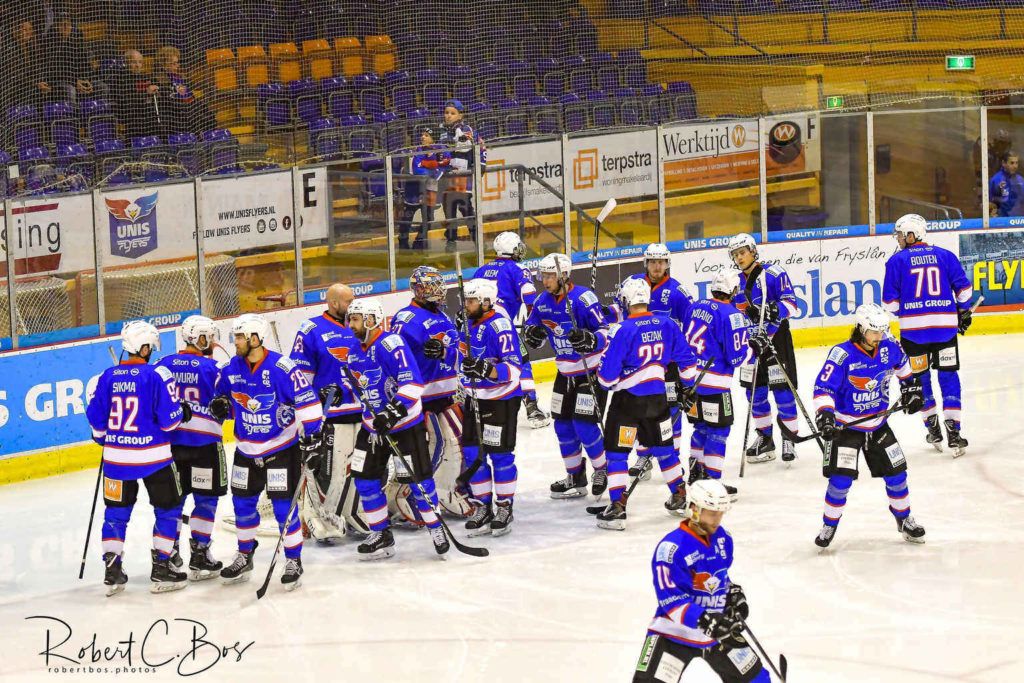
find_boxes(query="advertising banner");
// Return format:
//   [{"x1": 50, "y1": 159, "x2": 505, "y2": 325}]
[{"x1": 959, "y1": 230, "x2": 1024, "y2": 310}]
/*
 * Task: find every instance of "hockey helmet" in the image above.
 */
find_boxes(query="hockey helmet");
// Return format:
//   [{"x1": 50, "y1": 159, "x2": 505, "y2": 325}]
[
  {"x1": 494, "y1": 231, "x2": 526, "y2": 261},
  {"x1": 348, "y1": 298, "x2": 384, "y2": 330},
  {"x1": 537, "y1": 253, "x2": 572, "y2": 278},
  {"x1": 727, "y1": 233, "x2": 758, "y2": 264},
  {"x1": 410, "y1": 265, "x2": 446, "y2": 303},
  {"x1": 465, "y1": 278, "x2": 498, "y2": 307},
  {"x1": 618, "y1": 277, "x2": 651, "y2": 308},
  {"x1": 181, "y1": 315, "x2": 219, "y2": 351},
  {"x1": 121, "y1": 320, "x2": 160, "y2": 356},
  {"x1": 894, "y1": 213, "x2": 927, "y2": 241},
  {"x1": 710, "y1": 269, "x2": 741, "y2": 299},
  {"x1": 643, "y1": 242, "x2": 671, "y2": 266},
  {"x1": 688, "y1": 479, "x2": 733, "y2": 514},
  {"x1": 855, "y1": 303, "x2": 890, "y2": 334},
  {"x1": 231, "y1": 313, "x2": 271, "y2": 347}
]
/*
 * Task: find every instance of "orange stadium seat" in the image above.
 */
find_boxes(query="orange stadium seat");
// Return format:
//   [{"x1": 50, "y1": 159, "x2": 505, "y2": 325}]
[
  {"x1": 302, "y1": 39, "x2": 335, "y2": 81},
  {"x1": 269, "y1": 42, "x2": 302, "y2": 84},
  {"x1": 333, "y1": 37, "x2": 365, "y2": 78},
  {"x1": 364, "y1": 35, "x2": 397, "y2": 74},
  {"x1": 206, "y1": 48, "x2": 238, "y2": 92},
  {"x1": 238, "y1": 45, "x2": 270, "y2": 88}
]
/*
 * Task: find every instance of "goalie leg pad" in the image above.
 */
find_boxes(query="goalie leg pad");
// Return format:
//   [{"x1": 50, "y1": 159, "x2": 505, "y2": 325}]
[{"x1": 431, "y1": 407, "x2": 473, "y2": 516}]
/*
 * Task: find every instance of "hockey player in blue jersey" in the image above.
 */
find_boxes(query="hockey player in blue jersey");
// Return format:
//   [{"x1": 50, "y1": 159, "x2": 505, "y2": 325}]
[
  {"x1": 633, "y1": 479, "x2": 770, "y2": 683},
  {"x1": 812, "y1": 303, "x2": 927, "y2": 548},
  {"x1": 210, "y1": 313, "x2": 325, "y2": 591},
  {"x1": 727, "y1": 233, "x2": 801, "y2": 465},
  {"x1": 882, "y1": 213, "x2": 974, "y2": 456},
  {"x1": 290, "y1": 283, "x2": 366, "y2": 543},
  {"x1": 345, "y1": 298, "x2": 451, "y2": 560},
  {"x1": 155, "y1": 315, "x2": 226, "y2": 581},
  {"x1": 86, "y1": 321, "x2": 189, "y2": 595},
  {"x1": 595, "y1": 278, "x2": 697, "y2": 531},
  {"x1": 684, "y1": 270, "x2": 751, "y2": 485},
  {"x1": 391, "y1": 266, "x2": 473, "y2": 519},
  {"x1": 459, "y1": 278, "x2": 523, "y2": 537},
  {"x1": 522, "y1": 253, "x2": 610, "y2": 499},
  {"x1": 477, "y1": 231, "x2": 550, "y2": 428}
]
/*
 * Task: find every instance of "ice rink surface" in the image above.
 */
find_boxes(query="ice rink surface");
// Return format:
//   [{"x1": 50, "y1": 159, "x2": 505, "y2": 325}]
[{"x1": 1, "y1": 333, "x2": 1022, "y2": 682}]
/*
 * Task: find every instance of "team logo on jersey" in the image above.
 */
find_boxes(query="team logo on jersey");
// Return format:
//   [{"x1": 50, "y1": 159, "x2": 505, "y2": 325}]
[
  {"x1": 351, "y1": 367, "x2": 382, "y2": 389},
  {"x1": 692, "y1": 568, "x2": 728, "y2": 594},
  {"x1": 848, "y1": 371, "x2": 885, "y2": 392},
  {"x1": 328, "y1": 346, "x2": 351, "y2": 362},
  {"x1": 541, "y1": 319, "x2": 565, "y2": 336},
  {"x1": 231, "y1": 391, "x2": 276, "y2": 413},
  {"x1": 106, "y1": 192, "x2": 159, "y2": 259},
  {"x1": 430, "y1": 331, "x2": 451, "y2": 346}
]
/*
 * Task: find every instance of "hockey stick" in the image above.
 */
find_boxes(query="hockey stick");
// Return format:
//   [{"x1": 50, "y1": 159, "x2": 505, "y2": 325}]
[
  {"x1": 776, "y1": 400, "x2": 906, "y2": 444},
  {"x1": 586, "y1": 366, "x2": 709, "y2": 515},
  {"x1": 255, "y1": 385, "x2": 335, "y2": 600},
  {"x1": 452, "y1": 251, "x2": 488, "y2": 488},
  {"x1": 554, "y1": 256, "x2": 605, "y2": 440},
  {"x1": 342, "y1": 365, "x2": 489, "y2": 558},
  {"x1": 739, "y1": 268, "x2": 769, "y2": 478},
  {"x1": 742, "y1": 621, "x2": 787, "y2": 682},
  {"x1": 269, "y1": 319, "x2": 285, "y2": 353},
  {"x1": 757, "y1": 335, "x2": 826, "y2": 454},
  {"x1": 958, "y1": 295, "x2": 985, "y2": 336},
  {"x1": 590, "y1": 198, "x2": 617, "y2": 292}
]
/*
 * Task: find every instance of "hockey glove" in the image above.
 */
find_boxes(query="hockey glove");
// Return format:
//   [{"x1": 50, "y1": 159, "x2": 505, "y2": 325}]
[
  {"x1": 454, "y1": 309, "x2": 467, "y2": 332},
  {"x1": 299, "y1": 431, "x2": 324, "y2": 468},
  {"x1": 724, "y1": 582, "x2": 750, "y2": 621},
  {"x1": 747, "y1": 332, "x2": 775, "y2": 361},
  {"x1": 748, "y1": 300, "x2": 779, "y2": 324},
  {"x1": 523, "y1": 324, "x2": 547, "y2": 350},
  {"x1": 677, "y1": 383, "x2": 697, "y2": 413},
  {"x1": 372, "y1": 399, "x2": 408, "y2": 435},
  {"x1": 815, "y1": 410, "x2": 837, "y2": 439},
  {"x1": 423, "y1": 337, "x2": 446, "y2": 359},
  {"x1": 318, "y1": 384, "x2": 344, "y2": 407},
  {"x1": 900, "y1": 379, "x2": 924, "y2": 415},
  {"x1": 461, "y1": 356, "x2": 494, "y2": 380},
  {"x1": 697, "y1": 610, "x2": 747, "y2": 649},
  {"x1": 178, "y1": 401, "x2": 193, "y2": 423},
  {"x1": 957, "y1": 308, "x2": 973, "y2": 335},
  {"x1": 567, "y1": 327, "x2": 597, "y2": 353},
  {"x1": 209, "y1": 395, "x2": 231, "y2": 421}
]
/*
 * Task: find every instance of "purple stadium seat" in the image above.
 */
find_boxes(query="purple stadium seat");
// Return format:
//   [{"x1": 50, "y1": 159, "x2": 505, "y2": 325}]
[
  {"x1": 667, "y1": 81, "x2": 694, "y2": 95},
  {"x1": 320, "y1": 77, "x2": 348, "y2": 96},
  {"x1": 534, "y1": 58, "x2": 558, "y2": 76},
  {"x1": 468, "y1": 102, "x2": 491, "y2": 113},
  {"x1": 6, "y1": 104, "x2": 38, "y2": 125},
  {"x1": 507, "y1": 60, "x2": 530, "y2": 77},
  {"x1": 316, "y1": 130, "x2": 342, "y2": 159},
  {"x1": 624, "y1": 62, "x2": 648, "y2": 89},
  {"x1": 597, "y1": 67, "x2": 621, "y2": 92},
  {"x1": 392, "y1": 84, "x2": 418, "y2": 114},
  {"x1": 328, "y1": 91, "x2": 354, "y2": 119},
  {"x1": 413, "y1": 68, "x2": 441, "y2": 83},
  {"x1": 297, "y1": 96, "x2": 323, "y2": 124},
  {"x1": 620, "y1": 99, "x2": 642, "y2": 126},
  {"x1": 513, "y1": 75, "x2": 537, "y2": 101},
  {"x1": 535, "y1": 108, "x2": 560, "y2": 134},
  {"x1": 587, "y1": 90, "x2": 608, "y2": 101},
  {"x1": 570, "y1": 69, "x2": 594, "y2": 95},
  {"x1": 131, "y1": 136, "x2": 161, "y2": 149},
  {"x1": 505, "y1": 112, "x2": 529, "y2": 138},
  {"x1": 592, "y1": 103, "x2": 616, "y2": 128},
  {"x1": 405, "y1": 108, "x2": 432, "y2": 121},
  {"x1": 448, "y1": 64, "x2": 473, "y2": 82},
  {"x1": 353, "y1": 73, "x2": 381, "y2": 90},
  {"x1": 78, "y1": 99, "x2": 111, "y2": 119},
  {"x1": 483, "y1": 78, "x2": 508, "y2": 104},
  {"x1": 497, "y1": 97, "x2": 521, "y2": 111},
  {"x1": 528, "y1": 95, "x2": 551, "y2": 107},
  {"x1": 95, "y1": 139, "x2": 125, "y2": 154},
  {"x1": 384, "y1": 70, "x2": 411, "y2": 88},
  {"x1": 384, "y1": 125, "x2": 406, "y2": 151},
  {"x1": 360, "y1": 88, "x2": 386, "y2": 117},
  {"x1": 14, "y1": 126, "x2": 42, "y2": 150},
  {"x1": 563, "y1": 104, "x2": 587, "y2": 132},
  {"x1": 44, "y1": 102, "x2": 74, "y2": 121},
  {"x1": 51, "y1": 119, "x2": 79, "y2": 147},
  {"x1": 475, "y1": 115, "x2": 499, "y2": 141},
  {"x1": 375, "y1": 112, "x2": 399, "y2": 124},
  {"x1": 475, "y1": 62, "x2": 502, "y2": 80},
  {"x1": 309, "y1": 117, "x2": 336, "y2": 149},
  {"x1": 641, "y1": 83, "x2": 665, "y2": 97},
  {"x1": 169, "y1": 132, "x2": 198, "y2": 146},
  {"x1": 560, "y1": 55, "x2": 586, "y2": 71},
  {"x1": 339, "y1": 115, "x2": 368, "y2": 127},
  {"x1": 453, "y1": 79, "x2": 478, "y2": 105},
  {"x1": 266, "y1": 98, "x2": 292, "y2": 127},
  {"x1": 202, "y1": 129, "x2": 233, "y2": 142},
  {"x1": 590, "y1": 52, "x2": 614, "y2": 68},
  {"x1": 614, "y1": 87, "x2": 638, "y2": 98},
  {"x1": 19, "y1": 146, "x2": 49, "y2": 162},
  {"x1": 257, "y1": 83, "x2": 285, "y2": 102},
  {"x1": 542, "y1": 71, "x2": 566, "y2": 98},
  {"x1": 422, "y1": 82, "x2": 447, "y2": 112}
]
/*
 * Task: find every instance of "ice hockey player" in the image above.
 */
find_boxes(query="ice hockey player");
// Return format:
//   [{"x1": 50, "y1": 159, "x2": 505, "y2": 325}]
[
  {"x1": 727, "y1": 233, "x2": 800, "y2": 465},
  {"x1": 627, "y1": 242, "x2": 695, "y2": 478},
  {"x1": 86, "y1": 321, "x2": 189, "y2": 595},
  {"x1": 684, "y1": 270, "x2": 750, "y2": 486},
  {"x1": 290, "y1": 283, "x2": 365, "y2": 543},
  {"x1": 476, "y1": 230, "x2": 550, "y2": 428},
  {"x1": 882, "y1": 213, "x2": 974, "y2": 456},
  {"x1": 812, "y1": 303, "x2": 927, "y2": 548},
  {"x1": 391, "y1": 266, "x2": 473, "y2": 519},
  {"x1": 154, "y1": 315, "x2": 226, "y2": 581},
  {"x1": 632, "y1": 479, "x2": 770, "y2": 683},
  {"x1": 210, "y1": 313, "x2": 325, "y2": 591},
  {"x1": 458, "y1": 278, "x2": 523, "y2": 536},
  {"x1": 522, "y1": 253, "x2": 610, "y2": 499},
  {"x1": 595, "y1": 278, "x2": 697, "y2": 531},
  {"x1": 345, "y1": 298, "x2": 450, "y2": 560}
]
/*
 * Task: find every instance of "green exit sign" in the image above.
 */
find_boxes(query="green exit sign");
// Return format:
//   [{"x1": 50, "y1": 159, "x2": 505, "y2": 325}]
[
  {"x1": 825, "y1": 95, "x2": 844, "y2": 110},
  {"x1": 946, "y1": 55, "x2": 975, "y2": 71}
]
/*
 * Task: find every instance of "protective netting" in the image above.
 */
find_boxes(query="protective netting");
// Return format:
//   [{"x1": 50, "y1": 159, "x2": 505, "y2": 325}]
[
  {"x1": 0, "y1": 276, "x2": 75, "y2": 337},
  {"x1": 4, "y1": 0, "x2": 1019, "y2": 192}
]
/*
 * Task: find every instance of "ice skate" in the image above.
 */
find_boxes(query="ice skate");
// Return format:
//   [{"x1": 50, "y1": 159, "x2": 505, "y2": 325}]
[
  {"x1": 490, "y1": 501, "x2": 513, "y2": 537},
  {"x1": 150, "y1": 549, "x2": 188, "y2": 593},
  {"x1": 187, "y1": 539, "x2": 223, "y2": 581},
  {"x1": 745, "y1": 430, "x2": 776, "y2": 464},
  {"x1": 944, "y1": 419, "x2": 968, "y2": 458},
  {"x1": 628, "y1": 457, "x2": 653, "y2": 481},
  {"x1": 429, "y1": 525, "x2": 450, "y2": 559},
  {"x1": 781, "y1": 437, "x2": 796, "y2": 464},
  {"x1": 465, "y1": 502, "x2": 494, "y2": 537},
  {"x1": 925, "y1": 415, "x2": 943, "y2": 452},
  {"x1": 281, "y1": 557, "x2": 303, "y2": 591},
  {"x1": 103, "y1": 552, "x2": 127, "y2": 597},
  {"x1": 357, "y1": 528, "x2": 396, "y2": 561},
  {"x1": 220, "y1": 540, "x2": 258, "y2": 585},
  {"x1": 815, "y1": 524, "x2": 837, "y2": 549},
  {"x1": 898, "y1": 515, "x2": 926, "y2": 543},
  {"x1": 596, "y1": 501, "x2": 627, "y2": 531},
  {"x1": 591, "y1": 466, "x2": 608, "y2": 497},
  {"x1": 524, "y1": 397, "x2": 551, "y2": 428},
  {"x1": 550, "y1": 468, "x2": 588, "y2": 499},
  {"x1": 664, "y1": 489, "x2": 688, "y2": 517}
]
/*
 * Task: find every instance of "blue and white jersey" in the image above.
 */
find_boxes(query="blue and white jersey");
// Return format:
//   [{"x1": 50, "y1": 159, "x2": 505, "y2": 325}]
[
  {"x1": 391, "y1": 301, "x2": 460, "y2": 403},
  {"x1": 684, "y1": 299, "x2": 751, "y2": 395},
  {"x1": 348, "y1": 329, "x2": 425, "y2": 434},
  {"x1": 629, "y1": 274, "x2": 693, "y2": 325},
  {"x1": 155, "y1": 350, "x2": 222, "y2": 446},
  {"x1": 86, "y1": 359, "x2": 184, "y2": 481},
  {"x1": 645, "y1": 522, "x2": 735, "y2": 649},
  {"x1": 465, "y1": 310, "x2": 523, "y2": 400},
  {"x1": 882, "y1": 243, "x2": 973, "y2": 345},
  {"x1": 215, "y1": 350, "x2": 324, "y2": 458},
  {"x1": 290, "y1": 313, "x2": 362, "y2": 421},
  {"x1": 525, "y1": 284, "x2": 608, "y2": 376},
  {"x1": 813, "y1": 337, "x2": 913, "y2": 432},
  {"x1": 598, "y1": 312, "x2": 697, "y2": 396},
  {"x1": 735, "y1": 264, "x2": 799, "y2": 337},
  {"x1": 405, "y1": 146, "x2": 445, "y2": 204},
  {"x1": 476, "y1": 257, "x2": 537, "y2": 319}
]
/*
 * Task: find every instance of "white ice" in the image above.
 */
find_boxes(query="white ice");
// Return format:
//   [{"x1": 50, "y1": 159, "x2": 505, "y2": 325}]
[{"x1": 1, "y1": 334, "x2": 1023, "y2": 682}]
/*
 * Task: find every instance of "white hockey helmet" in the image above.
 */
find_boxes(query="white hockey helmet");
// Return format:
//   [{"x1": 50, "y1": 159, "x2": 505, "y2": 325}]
[
  {"x1": 619, "y1": 277, "x2": 651, "y2": 307},
  {"x1": 855, "y1": 303, "x2": 890, "y2": 334},
  {"x1": 727, "y1": 233, "x2": 758, "y2": 262},
  {"x1": 348, "y1": 298, "x2": 384, "y2": 330},
  {"x1": 231, "y1": 313, "x2": 271, "y2": 347},
  {"x1": 894, "y1": 213, "x2": 927, "y2": 241},
  {"x1": 181, "y1": 315, "x2": 219, "y2": 350},
  {"x1": 465, "y1": 278, "x2": 498, "y2": 307},
  {"x1": 537, "y1": 253, "x2": 572, "y2": 278},
  {"x1": 493, "y1": 231, "x2": 526, "y2": 261},
  {"x1": 688, "y1": 479, "x2": 733, "y2": 514},
  {"x1": 643, "y1": 242, "x2": 671, "y2": 266},
  {"x1": 710, "y1": 268, "x2": 741, "y2": 299},
  {"x1": 121, "y1": 320, "x2": 160, "y2": 355}
]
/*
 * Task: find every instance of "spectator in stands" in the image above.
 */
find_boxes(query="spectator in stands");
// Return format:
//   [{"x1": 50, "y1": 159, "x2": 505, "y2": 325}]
[
  {"x1": 437, "y1": 99, "x2": 485, "y2": 245},
  {"x1": 989, "y1": 150, "x2": 1024, "y2": 218},
  {"x1": 113, "y1": 49, "x2": 163, "y2": 138},
  {"x1": 47, "y1": 13, "x2": 104, "y2": 103},
  {"x1": 154, "y1": 46, "x2": 215, "y2": 135},
  {"x1": 974, "y1": 128, "x2": 1012, "y2": 182},
  {"x1": 2, "y1": 20, "x2": 52, "y2": 108}
]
